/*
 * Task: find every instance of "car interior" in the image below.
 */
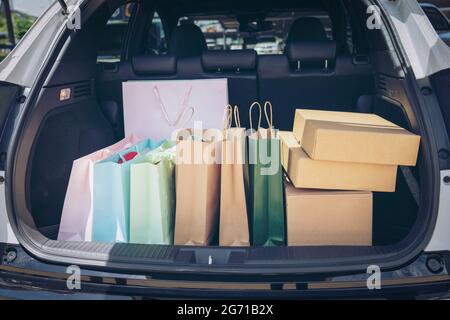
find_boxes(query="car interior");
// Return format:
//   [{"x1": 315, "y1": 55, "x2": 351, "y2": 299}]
[{"x1": 12, "y1": 0, "x2": 432, "y2": 271}]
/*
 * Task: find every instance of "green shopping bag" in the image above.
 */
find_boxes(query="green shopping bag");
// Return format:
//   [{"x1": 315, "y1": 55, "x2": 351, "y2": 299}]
[
  {"x1": 129, "y1": 141, "x2": 176, "y2": 245},
  {"x1": 248, "y1": 102, "x2": 285, "y2": 246},
  {"x1": 92, "y1": 139, "x2": 162, "y2": 243}
]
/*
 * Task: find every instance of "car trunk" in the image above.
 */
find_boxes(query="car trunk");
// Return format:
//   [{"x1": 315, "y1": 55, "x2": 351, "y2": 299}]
[{"x1": 5, "y1": 0, "x2": 439, "y2": 275}]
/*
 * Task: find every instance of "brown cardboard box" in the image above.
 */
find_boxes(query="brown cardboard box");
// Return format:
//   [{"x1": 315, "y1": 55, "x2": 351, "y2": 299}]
[
  {"x1": 293, "y1": 109, "x2": 421, "y2": 166},
  {"x1": 280, "y1": 131, "x2": 398, "y2": 192},
  {"x1": 285, "y1": 179, "x2": 373, "y2": 246}
]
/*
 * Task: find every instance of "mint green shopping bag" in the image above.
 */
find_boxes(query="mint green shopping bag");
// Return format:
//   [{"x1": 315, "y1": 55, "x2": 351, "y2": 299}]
[
  {"x1": 130, "y1": 141, "x2": 176, "y2": 245},
  {"x1": 248, "y1": 102, "x2": 285, "y2": 247}
]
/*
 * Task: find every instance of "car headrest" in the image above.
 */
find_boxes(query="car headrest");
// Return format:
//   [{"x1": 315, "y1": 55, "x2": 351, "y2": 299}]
[
  {"x1": 202, "y1": 50, "x2": 257, "y2": 72},
  {"x1": 132, "y1": 55, "x2": 177, "y2": 75},
  {"x1": 168, "y1": 24, "x2": 207, "y2": 58},
  {"x1": 286, "y1": 17, "x2": 328, "y2": 46},
  {"x1": 286, "y1": 41, "x2": 337, "y2": 67}
]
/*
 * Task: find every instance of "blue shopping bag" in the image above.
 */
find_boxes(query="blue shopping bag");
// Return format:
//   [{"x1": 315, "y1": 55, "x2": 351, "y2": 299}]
[{"x1": 92, "y1": 139, "x2": 162, "y2": 243}]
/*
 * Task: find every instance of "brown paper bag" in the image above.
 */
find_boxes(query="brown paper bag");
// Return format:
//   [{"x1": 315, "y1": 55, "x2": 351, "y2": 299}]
[
  {"x1": 174, "y1": 129, "x2": 221, "y2": 246},
  {"x1": 219, "y1": 106, "x2": 250, "y2": 246}
]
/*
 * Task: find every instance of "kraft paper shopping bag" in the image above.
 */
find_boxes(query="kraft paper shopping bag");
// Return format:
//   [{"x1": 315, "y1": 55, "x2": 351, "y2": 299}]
[
  {"x1": 219, "y1": 106, "x2": 250, "y2": 247},
  {"x1": 123, "y1": 79, "x2": 229, "y2": 141},
  {"x1": 92, "y1": 139, "x2": 162, "y2": 243},
  {"x1": 129, "y1": 141, "x2": 176, "y2": 245},
  {"x1": 248, "y1": 102, "x2": 285, "y2": 246},
  {"x1": 58, "y1": 135, "x2": 141, "y2": 242},
  {"x1": 174, "y1": 130, "x2": 222, "y2": 246}
]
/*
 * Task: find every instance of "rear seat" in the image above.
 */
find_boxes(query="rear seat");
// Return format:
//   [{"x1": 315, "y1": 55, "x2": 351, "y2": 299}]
[
  {"x1": 166, "y1": 50, "x2": 259, "y2": 127},
  {"x1": 159, "y1": 24, "x2": 259, "y2": 126},
  {"x1": 168, "y1": 24, "x2": 206, "y2": 78},
  {"x1": 199, "y1": 50, "x2": 258, "y2": 126},
  {"x1": 98, "y1": 25, "x2": 259, "y2": 133},
  {"x1": 98, "y1": 21, "x2": 373, "y2": 134},
  {"x1": 258, "y1": 17, "x2": 374, "y2": 130}
]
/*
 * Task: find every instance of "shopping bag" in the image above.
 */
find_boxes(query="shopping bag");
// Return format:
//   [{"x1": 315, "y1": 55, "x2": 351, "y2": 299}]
[
  {"x1": 123, "y1": 79, "x2": 229, "y2": 141},
  {"x1": 248, "y1": 102, "x2": 285, "y2": 246},
  {"x1": 129, "y1": 141, "x2": 176, "y2": 245},
  {"x1": 219, "y1": 106, "x2": 250, "y2": 247},
  {"x1": 92, "y1": 139, "x2": 162, "y2": 243},
  {"x1": 174, "y1": 129, "x2": 222, "y2": 246},
  {"x1": 58, "y1": 135, "x2": 141, "y2": 242}
]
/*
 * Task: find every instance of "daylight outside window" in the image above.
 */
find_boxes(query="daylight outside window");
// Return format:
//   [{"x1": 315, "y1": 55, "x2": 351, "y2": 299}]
[{"x1": 0, "y1": 0, "x2": 53, "y2": 61}]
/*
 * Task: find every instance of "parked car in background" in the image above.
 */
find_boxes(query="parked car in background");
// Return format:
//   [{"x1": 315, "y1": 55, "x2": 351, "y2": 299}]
[
  {"x1": 254, "y1": 35, "x2": 283, "y2": 55},
  {"x1": 421, "y1": 3, "x2": 450, "y2": 46}
]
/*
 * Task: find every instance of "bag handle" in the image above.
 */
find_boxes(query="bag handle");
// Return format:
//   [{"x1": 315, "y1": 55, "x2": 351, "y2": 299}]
[
  {"x1": 153, "y1": 85, "x2": 194, "y2": 127},
  {"x1": 178, "y1": 106, "x2": 195, "y2": 127},
  {"x1": 223, "y1": 105, "x2": 233, "y2": 130},
  {"x1": 178, "y1": 85, "x2": 195, "y2": 127},
  {"x1": 224, "y1": 105, "x2": 243, "y2": 130},
  {"x1": 264, "y1": 101, "x2": 273, "y2": 129},
  {"x1": 249, "y1": 101, "x2": 262, "y2": 131},
  {"x1": 234, "y1": 106, "x2": 241, "y2": 128}
]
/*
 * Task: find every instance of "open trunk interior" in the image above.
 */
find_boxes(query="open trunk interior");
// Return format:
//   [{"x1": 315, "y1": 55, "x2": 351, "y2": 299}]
[{"x1": 8, "y1": 0, "x2": 435, "y2": 274}]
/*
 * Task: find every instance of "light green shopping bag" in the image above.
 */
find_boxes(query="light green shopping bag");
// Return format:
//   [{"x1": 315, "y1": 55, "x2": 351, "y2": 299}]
[{"x1": 129, "y1": 141, "x2": 176, "y2": 245}]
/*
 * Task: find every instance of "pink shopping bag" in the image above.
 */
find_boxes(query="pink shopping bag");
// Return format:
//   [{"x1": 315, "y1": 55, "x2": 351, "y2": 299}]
[
  {"x1": 57, "y1": 135, "x2": 141, "y2": 241},
  {"x1": 122, "y1": 79, "x2": 228, "y2": 141}
]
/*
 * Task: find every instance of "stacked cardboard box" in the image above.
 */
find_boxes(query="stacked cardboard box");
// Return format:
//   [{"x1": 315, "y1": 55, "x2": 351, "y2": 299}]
[{"x1": 282, "y1": 110, "x2": 421, "y2": 246}]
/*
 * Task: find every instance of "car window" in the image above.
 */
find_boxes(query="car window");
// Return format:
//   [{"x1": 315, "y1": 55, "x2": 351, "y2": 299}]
[
  {"x1": 1, "y1": 0, "x2": 53, "y2": 61},
  {"x1": 0, "y1": 2, "x2": 13, "y2": 60},
  {"x1": 177, "y1": 12, "x2": 333, "y2": 55},
  {"x1": 97, "y1": 3, "x2": 135, "y2": 63},
  {"x1": 423, "y1": 7, "x2": 450, "y2": 32},
  {"x1": 144, "y1": 11, "x2": 167, "y2": 55}
]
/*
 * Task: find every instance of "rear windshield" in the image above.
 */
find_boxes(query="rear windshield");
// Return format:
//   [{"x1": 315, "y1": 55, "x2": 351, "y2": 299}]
[{"x1": 177, "y1": 11, "x2": 333, "y2": 55}]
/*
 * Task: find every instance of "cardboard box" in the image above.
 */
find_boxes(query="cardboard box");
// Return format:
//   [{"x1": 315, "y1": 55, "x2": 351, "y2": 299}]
[
  {"x1": 293, "y1": 109, "x2": 421, "y2": 166},
  {"x1": 280, "y1": 131, "x2": 398, "y2": 192},
  {"x1": 285, "y1": 179, "x2": 373, "y2": 246}
]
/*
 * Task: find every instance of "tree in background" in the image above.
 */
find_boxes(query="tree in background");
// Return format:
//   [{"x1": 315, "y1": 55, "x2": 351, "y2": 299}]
[
  {"x1": 0, "y1": 2, "x2": 37, "y2": 61},
  {"x1": 12, "y1": 12, "x2": 35, "y2": 39},
  {"x1": 0, "y1": 3, "x2": 9, "y2": 61},
  {"x1": 0, "y1": 3, "x2": 7, "y2": 40}
]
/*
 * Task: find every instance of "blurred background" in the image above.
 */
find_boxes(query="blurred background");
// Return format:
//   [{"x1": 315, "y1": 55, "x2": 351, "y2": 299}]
[{"x1": 0, "y1": 0, "x2": 53, "y2": 61}]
